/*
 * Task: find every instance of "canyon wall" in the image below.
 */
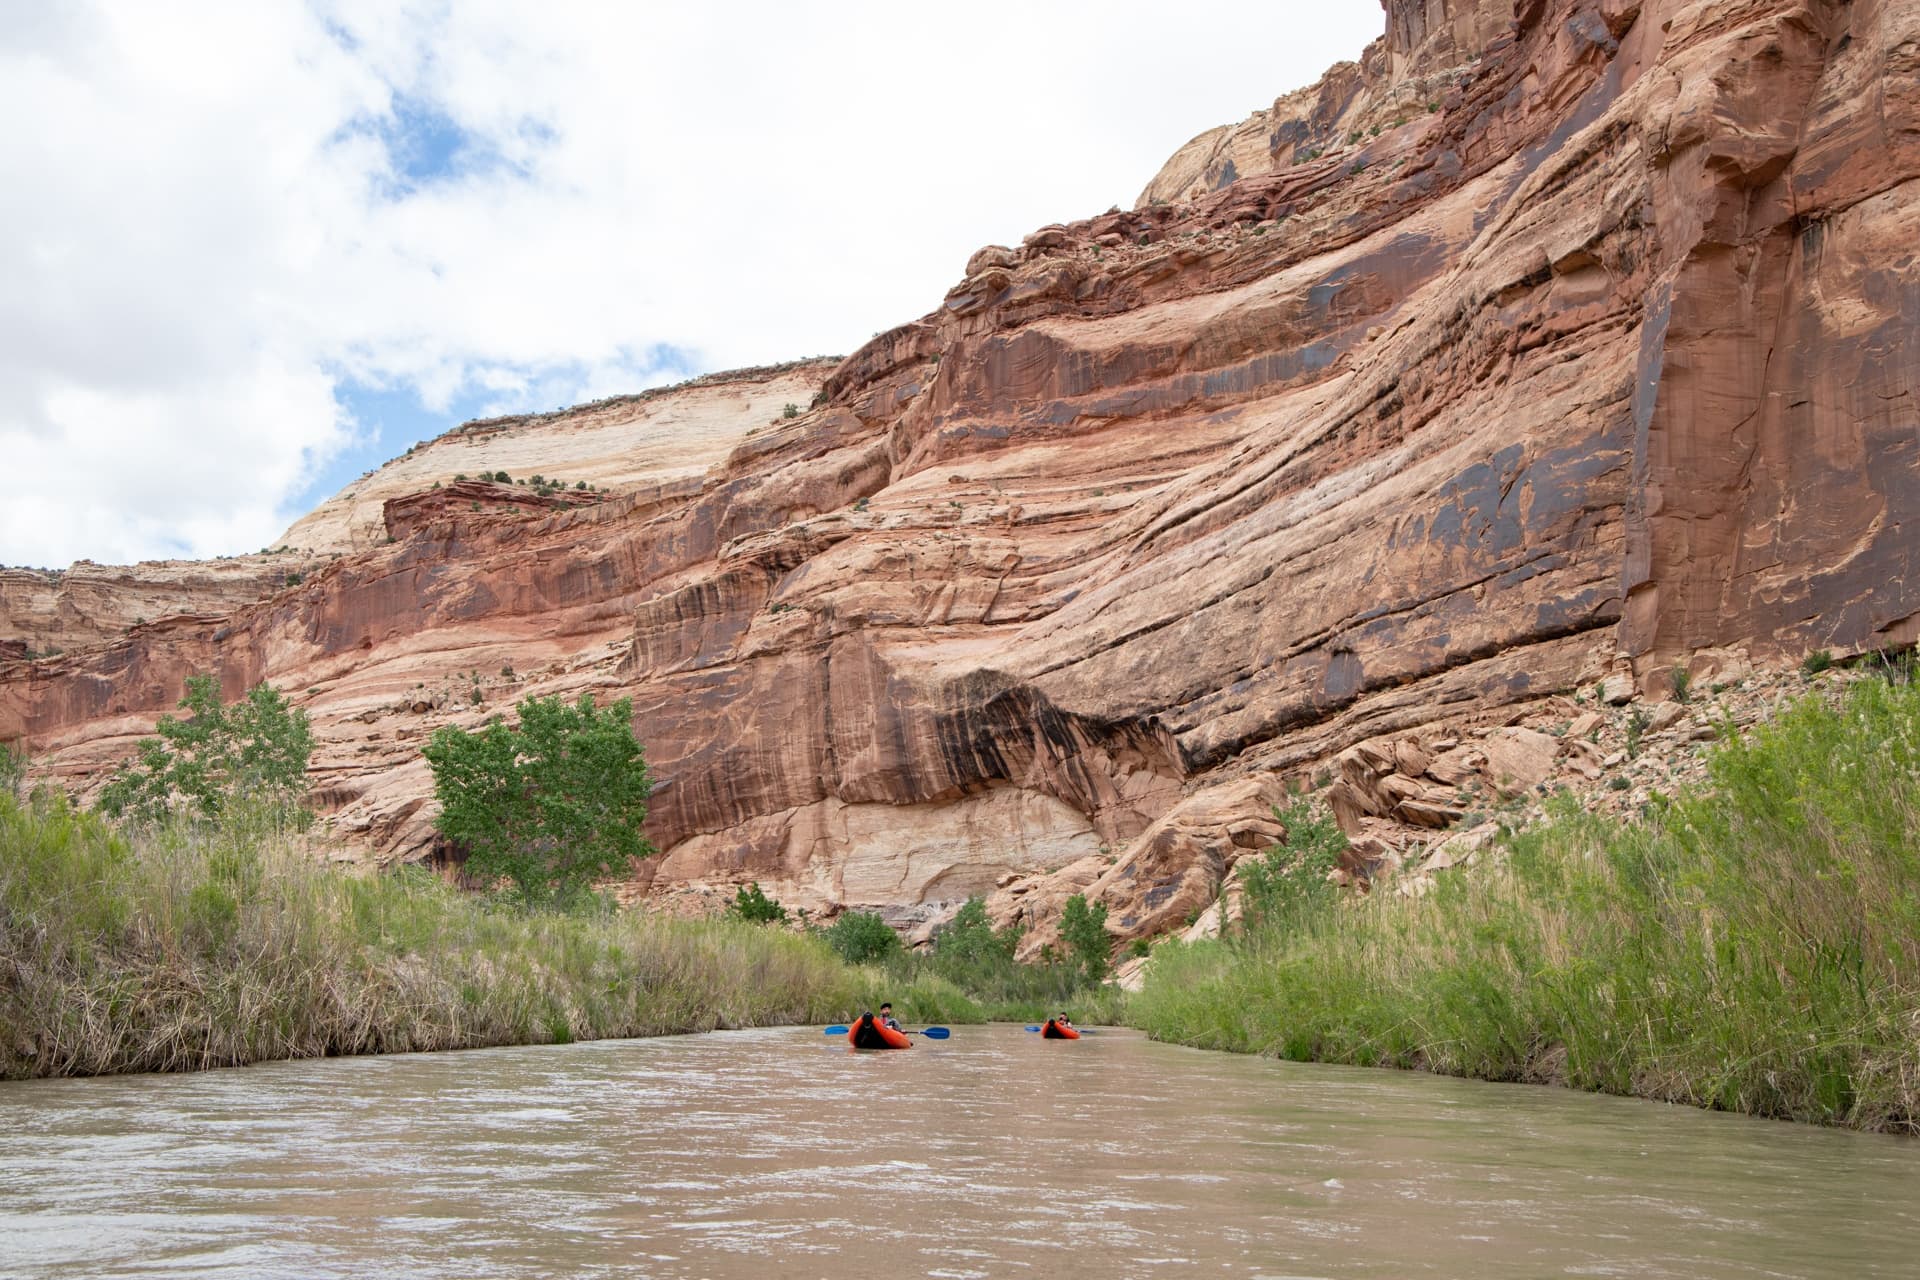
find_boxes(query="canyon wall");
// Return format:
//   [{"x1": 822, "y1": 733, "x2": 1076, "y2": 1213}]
[{"x1": 3, "y1": 0, "x2": 1916, "y2": 952}]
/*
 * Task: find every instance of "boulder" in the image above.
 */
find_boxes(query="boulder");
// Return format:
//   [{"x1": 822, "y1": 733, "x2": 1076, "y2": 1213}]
[{"x1": 1483, "y1": 728, "x2": 1558, "y2": 797}]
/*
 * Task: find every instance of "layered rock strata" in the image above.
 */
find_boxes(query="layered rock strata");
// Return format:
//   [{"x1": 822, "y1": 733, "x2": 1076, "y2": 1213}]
[
  {"x1": 0, "y1": 557, "x2": 316, "y2": 658},
  {"x1": 3, "y1": 0, "x2": 1917, "y2": 960}
]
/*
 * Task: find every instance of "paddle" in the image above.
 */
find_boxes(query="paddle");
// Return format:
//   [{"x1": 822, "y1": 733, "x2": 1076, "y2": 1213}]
[{"x1": 823, "y1": 1025, "x2": 951, "y2": 1038}]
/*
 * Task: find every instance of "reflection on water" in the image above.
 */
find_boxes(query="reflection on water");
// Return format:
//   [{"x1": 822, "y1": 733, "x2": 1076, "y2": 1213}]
[{"x1": 1, "y1": 1025, "x2": 1915, "y2": 1278}]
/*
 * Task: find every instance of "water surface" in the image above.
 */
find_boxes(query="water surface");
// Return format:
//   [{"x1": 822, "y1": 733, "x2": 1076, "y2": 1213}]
[{"x1": 2, "y1": 1024, "x2": 1913, "y2": 1278}]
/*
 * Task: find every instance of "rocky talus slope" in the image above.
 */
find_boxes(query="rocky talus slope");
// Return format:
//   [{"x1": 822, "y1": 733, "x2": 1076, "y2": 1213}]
[{"x1": 3, "y1": 0, "x2": 1916, "y2": 955}]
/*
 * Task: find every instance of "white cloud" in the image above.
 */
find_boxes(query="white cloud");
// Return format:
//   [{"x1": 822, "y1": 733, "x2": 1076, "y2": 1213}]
[{"x1": 0, "y1": 0, "x2": 1382, "y2": 567}]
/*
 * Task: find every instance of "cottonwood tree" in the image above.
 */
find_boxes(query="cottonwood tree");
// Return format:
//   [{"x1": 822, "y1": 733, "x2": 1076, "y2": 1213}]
[
  {"x1": 423, "y1": 693, "x2": 654, "y2": 906},
  {"x1": 97, "y1": 676, "x2": 314, "y2": 829}
]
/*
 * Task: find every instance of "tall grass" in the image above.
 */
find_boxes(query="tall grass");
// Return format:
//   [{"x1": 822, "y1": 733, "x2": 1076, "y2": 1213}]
[
  {"x1": 1130, "y1": 678, "x2": 1920, "y2": 1132},
  {"x1": 0, "y1": 793, "x2": 874, "y2": 1079}
]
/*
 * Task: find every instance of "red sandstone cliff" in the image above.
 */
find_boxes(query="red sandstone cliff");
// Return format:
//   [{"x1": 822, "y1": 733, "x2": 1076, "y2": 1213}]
[{"x1": 3, "y1": 0, "x2": 1916, "y2": 951}]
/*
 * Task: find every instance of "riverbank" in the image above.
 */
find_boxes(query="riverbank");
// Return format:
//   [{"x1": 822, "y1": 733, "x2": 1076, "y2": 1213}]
[
  {"x1": 1128, "y1": 674, "x2": 1920, "y2": 1134},
  {"x1": 0, "y1": 793, "x2": 921, "y2": 1079}
]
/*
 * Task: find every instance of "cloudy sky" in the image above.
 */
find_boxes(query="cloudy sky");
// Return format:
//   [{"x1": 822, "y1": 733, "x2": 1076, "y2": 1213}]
[{"x1": 1, "y1": 1, "x2": 1381, "y2": 569}]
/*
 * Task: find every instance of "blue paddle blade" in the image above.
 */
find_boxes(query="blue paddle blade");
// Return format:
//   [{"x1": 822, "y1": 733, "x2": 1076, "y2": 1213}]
[
  {"x1": 823, "y1": 1025, "x2": 849, "y2": 1035},
  {"x1": 914, "y1": 1027, "x2": 950, "y2": 1039},
  {"x1": 1024, "y1": 1026, "x2": 1042, "y2": 1032}
]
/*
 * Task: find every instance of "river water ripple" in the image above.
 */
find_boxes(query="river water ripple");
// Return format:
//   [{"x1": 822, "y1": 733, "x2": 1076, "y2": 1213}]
[{"x1": 1, "y1": 1024, "x2": 1914, "y2": 1278}]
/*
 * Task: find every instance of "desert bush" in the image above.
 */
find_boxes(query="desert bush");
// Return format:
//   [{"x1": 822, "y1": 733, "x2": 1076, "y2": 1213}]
[{"x1": 727, "y1": 881, "x2": 788, "y2": 925}]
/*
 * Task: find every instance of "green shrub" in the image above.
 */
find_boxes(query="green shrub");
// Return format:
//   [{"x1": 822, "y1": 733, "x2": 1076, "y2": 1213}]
[
  {"x1": 782, "y1": 403, "x2": 800, "y2": 419},
  {"x1": 823, "y1": 910, "x2": 900, "y2": 965},
  {"x1": 0, "y1": 741, "x2": 23, "y2": 798},
  {"x1": 1059, "y1": 894, "x2": 1111, "y2": 982},
  {"x1": 728, "y1": 881, "x2": 788, "y2": 925},
  {"x1": 1239, "y1": 800, "x2": 1346, "y2": 933},
  {"x1": 1626, "y1": 706, "x2": 1652, "y2": 758},
  {"x1": 1804, "y1": 648, "x2": 1835, "y2": 675}
]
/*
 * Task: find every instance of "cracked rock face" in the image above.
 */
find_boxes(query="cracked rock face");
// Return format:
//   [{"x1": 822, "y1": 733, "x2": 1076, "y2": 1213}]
[{"x1": 4, "y1": 0, "x2": 1918, "y2": 954}]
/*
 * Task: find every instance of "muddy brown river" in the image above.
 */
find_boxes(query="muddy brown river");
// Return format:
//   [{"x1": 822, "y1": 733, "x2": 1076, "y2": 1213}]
[{"x1": 1, "y1": 1024, "x2": 1914, "y2": 1278}]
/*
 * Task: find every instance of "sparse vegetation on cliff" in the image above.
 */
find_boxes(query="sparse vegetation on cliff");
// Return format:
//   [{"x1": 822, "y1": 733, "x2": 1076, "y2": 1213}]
[{"x1": 1130, "y1": 677, "x2": 1920, "y2": 1132}]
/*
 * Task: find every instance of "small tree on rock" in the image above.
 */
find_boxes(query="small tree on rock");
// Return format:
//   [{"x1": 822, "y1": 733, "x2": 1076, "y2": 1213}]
[
  {"x1": 0, "y1": 741, "x2": 25, "y2": 800},
  {"x1": 423, "y1": 693, "x2": 654, "y2": 905}
]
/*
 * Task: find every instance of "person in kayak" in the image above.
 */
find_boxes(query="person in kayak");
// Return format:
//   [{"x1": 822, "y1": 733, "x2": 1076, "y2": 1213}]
[
  {"x1": 1041, "y1": 1013, "x2": 1080, "y2": 1039},
  {"x1": 879, "y1": 1002, "x2": 902, "y2": 1032},
  {"x1": 848, "y1": 1010, "x2": 911, "y2": 1049}
]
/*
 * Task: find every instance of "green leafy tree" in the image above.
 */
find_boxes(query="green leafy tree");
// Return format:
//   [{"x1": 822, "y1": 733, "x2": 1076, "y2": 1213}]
[
  {"x1": 97, "y1": 676, "x2": 314, "y2": 828},
  {"x1": 727, "y1": 881, "x2": 788, "y2": 925},
  {"x1": 423, "y1": 693, "x2": 654, "y2": 905},
  {"x1": 1059, "y1": 894, "x2": 1111, "y2": 982},
  {"x1": 822, "y1": 909, "x2": 900, "y2": 964}
]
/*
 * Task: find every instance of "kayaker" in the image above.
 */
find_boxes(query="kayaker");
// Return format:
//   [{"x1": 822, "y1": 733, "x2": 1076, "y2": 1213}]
[
  {"x1": 1041, "y1": 1013, "x2": 1080, "y2": 1039},
  {"x1": 879, "y1": 1002, "x2": 902, "y2": 1032}
]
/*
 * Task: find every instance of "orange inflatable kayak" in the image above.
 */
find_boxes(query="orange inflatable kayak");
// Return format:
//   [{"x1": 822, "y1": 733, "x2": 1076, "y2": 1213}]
[
  {"x1": 1041, "y1": 1019, "x2": 1081, "y2": 1040},
  {"x1": 847, "y1": 1013, "x2": 912, "y2": 1049}
]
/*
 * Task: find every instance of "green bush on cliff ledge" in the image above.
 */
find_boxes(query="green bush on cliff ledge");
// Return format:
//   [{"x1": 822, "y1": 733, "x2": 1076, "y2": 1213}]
[{"x1": 1059, "y1": 894, "x2": 1112, "y2": 982}]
